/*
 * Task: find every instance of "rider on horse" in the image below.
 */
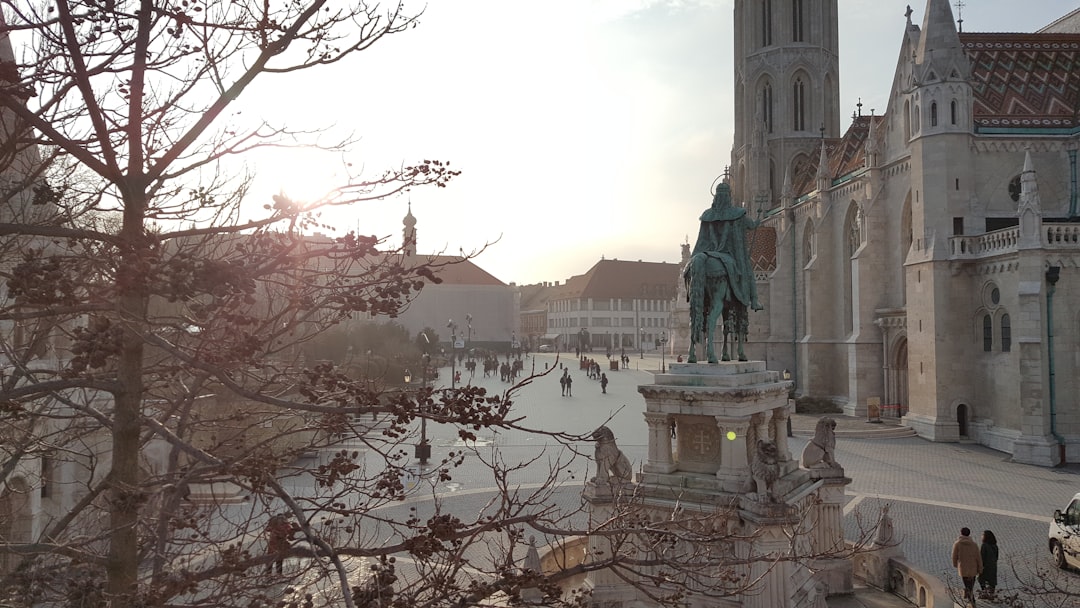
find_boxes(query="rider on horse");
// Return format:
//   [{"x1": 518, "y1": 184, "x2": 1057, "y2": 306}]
[
  {"x1": 690, "y1": 182, "x2": 762, "y2": 312},
  {"x1": 684, "y1": 180, "x2": 763, "y2": 363}
]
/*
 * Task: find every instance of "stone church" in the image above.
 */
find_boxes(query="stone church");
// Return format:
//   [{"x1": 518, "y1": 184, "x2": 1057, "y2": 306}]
[{"x1": 730, "y1": 0, "x2": 1080, "y2": 466}]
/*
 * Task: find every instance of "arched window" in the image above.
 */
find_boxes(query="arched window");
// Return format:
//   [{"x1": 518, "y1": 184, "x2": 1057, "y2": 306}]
[
  {"x1": 793, "y1": 77, "x2": 806, "y2": 131},
  {"x1": 843, "y1": 205, "x2": 860, "y2": 335},
  {"x1": 950, "y1": 99, "x2": 958, "y2": 125},
  {"x1": 803, "y1": 221, "x2": 815, "y2": 266},
  {"x1": 1001, "y1": 313, "x2": 1011, "y2": 352},
  {"x1": 846, "y1": 204, "x2": 862, "y2": 256},
  {"x1": 982, "y1": 314, "x2": 993, "y2": 352},
  {"x1": 903, "y1": 100, "x2": 911, "y2": 140},
  {"x1": 762, "y1": 0, "x2": 773, "y2": 47},
  {"x1": 763, "y1": 83, "x2": 774, "y2": 133},
  {"x1": 792, "y1": 0, "x2": 804, "y2": 42},
  {"x1": 930, "y1": 102, "x2": 938, "y2": 127}
]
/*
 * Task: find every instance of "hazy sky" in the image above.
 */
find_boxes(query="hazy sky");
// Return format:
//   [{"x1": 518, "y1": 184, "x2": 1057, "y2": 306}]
[{"x1": 245, "y1": 0, "x2": 1073, "y2": 286}]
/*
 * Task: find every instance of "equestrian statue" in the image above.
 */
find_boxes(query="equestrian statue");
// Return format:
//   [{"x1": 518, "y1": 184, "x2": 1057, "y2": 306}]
[{"x1": 684, "y1": 179, "x2": 762, "y2": 363}]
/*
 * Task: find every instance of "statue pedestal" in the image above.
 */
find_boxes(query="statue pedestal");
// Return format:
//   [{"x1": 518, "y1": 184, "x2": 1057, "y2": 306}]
[{"x1": 581, "y1": 362, "x2": 853, "y2": 607}]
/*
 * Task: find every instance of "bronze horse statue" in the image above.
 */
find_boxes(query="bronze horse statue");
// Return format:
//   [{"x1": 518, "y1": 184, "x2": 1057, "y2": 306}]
[{"x1": 684, "y1": 251, "x2": 750, "y2": 364}]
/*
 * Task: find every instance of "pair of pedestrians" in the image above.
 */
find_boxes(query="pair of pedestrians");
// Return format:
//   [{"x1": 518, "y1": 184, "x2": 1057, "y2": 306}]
[
  {"x1": 559, "y1": 370, "x2": 573, "y2": 396},
  {"x1": 951, "y1": 527, "x2": 999, "y2": 606}
]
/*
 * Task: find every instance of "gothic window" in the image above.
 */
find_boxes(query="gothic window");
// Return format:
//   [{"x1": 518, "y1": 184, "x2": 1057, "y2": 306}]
[
  {"x1": 802, "y1": 222, "x2": 815, "y2": 266},
  {"x1": 793, "y1": 77, "x2": 806, "y2": 131},
  {"x1": 763, "y1": 83, "x2": 774, "y2": 133},
  {"x1": 762, "y1": 0, "x2": 773, "y2": 46},
  {"x1": 846, "y1": 204, "x2": 862, "y2": 256},
  {"x1": 792, "y1": 0, "x2": 804, "y2": 42},
  {"x1": 903, "y1": 100, "x2": 911, "y2": 140},
  {"x1": 982, "y1": 314, "x2": 992, "y2": 352},
  {"x1": 950, "y1": 99, "x2": 958, "y2": 125},
  {"x1": 930, "y1": 102, "x2": 938, "y2": 127},
  {"x1": 1001, "y1": 313, "x2": 1011, "y2": 352}
]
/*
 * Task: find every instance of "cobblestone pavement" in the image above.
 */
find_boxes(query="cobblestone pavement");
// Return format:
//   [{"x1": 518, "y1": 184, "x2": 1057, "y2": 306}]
[{"x1": 359, "y1": 353, "x2": 1080, "y2": 606}]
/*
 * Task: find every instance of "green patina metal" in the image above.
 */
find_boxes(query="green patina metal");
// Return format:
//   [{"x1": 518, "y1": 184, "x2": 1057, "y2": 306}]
[{"x1": 684, "y1": 181, "x2": 762, "y2": 364}]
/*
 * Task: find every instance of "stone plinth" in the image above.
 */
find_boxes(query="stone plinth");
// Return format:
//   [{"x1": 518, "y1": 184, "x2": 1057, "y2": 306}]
[{"x1": 638, "y1": 361, "x2": 794, "y2": 494}]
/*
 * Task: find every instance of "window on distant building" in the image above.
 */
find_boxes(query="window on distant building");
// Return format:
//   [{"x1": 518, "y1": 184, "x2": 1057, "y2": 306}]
[
  {"x1": 763, "y1": 82, "x2": 774, "y2": 133},
  {"x1": 793, "y1": 77, "x2": 806, "y2": 131},
  {"x1": 762, "y1": 0, "x2": 773, "y2": 46},
  {"x1": 792, "y1": 0, "x2": 804, "y2": 42},
  {"x1": 930, "y1": 102, "x2": 938, "y2": 127},
  {"x1": 982, "y1": 314, "x2": 992, "y2": 352}
]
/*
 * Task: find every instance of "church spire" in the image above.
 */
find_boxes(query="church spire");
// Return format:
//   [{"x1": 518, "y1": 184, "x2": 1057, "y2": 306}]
[
  {"x1": 403, "y1": 201, "x2": 417, "y2": 259},
  {"x1": 915, "y1": 0, "x2": 966, "y2": 73},
  {"x1": 815, "y1": 140, "x2": 830, "y2": 191},
  {"x1": 1017, "y1": 151, "x2": 1043, "y2": 249}
]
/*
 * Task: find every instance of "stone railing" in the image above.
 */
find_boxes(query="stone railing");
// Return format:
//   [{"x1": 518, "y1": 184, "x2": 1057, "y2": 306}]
[
  {"x1": 1045, "y1": 223, "x2": 1080, "y2": 247},
  {"x1": 887, "y1": 557, "x2": 952, "y2": 607},
  {"x1": 949, "y1": 223, "x2": 1080, "y2": 260},
  {"x1": 852, "y1": 547, "x2": 952, "y2": 608},
  {"x1": 949, "y1": 227, "x2": 1019, "y2": 258}
]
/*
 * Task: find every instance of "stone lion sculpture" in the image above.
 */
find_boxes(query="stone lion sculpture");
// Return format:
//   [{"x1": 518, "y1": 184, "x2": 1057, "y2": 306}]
[
  {"x1": 750, "y1": 439, "x2": 781, "y2": 502},
  {"x1": 591, "y1": 425, "x2": 632, "y2": 484},
  {"x1": 801, "y1": 417, "x2": 838, "y2": 469}
]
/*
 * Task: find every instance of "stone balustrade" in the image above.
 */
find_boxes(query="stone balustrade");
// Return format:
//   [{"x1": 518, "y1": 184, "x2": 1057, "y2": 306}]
[
  {"x1": 1045, "y1": 223, "x2": 1080, "y2": 247},
  {"x1": 948, "y1": 227, "x2": 1019, "y2": 258},
  {"x1": 948, "y1": 222, "x2": 1080, "y2": 259},
  {"x1": 851, "y1": 546, "x2": 952, "y2": 608}
]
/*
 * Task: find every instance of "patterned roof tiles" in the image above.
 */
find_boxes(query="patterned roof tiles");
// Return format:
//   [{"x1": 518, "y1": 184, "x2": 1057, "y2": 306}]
[{"x1": 961, "y1": 32, "x2": 1080, "y2": 129}]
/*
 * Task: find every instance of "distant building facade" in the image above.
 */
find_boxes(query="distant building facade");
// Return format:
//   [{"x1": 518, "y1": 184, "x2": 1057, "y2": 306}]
[
  {"x1": 396, "y1": 206, "x2": 519, "y2": 351},
  {"x1": 522, "y1": 259, "x2": 680, "y2": 355}
]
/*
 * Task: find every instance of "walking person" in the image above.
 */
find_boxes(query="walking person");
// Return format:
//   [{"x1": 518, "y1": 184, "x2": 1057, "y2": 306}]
[
  {"x1": 560, "y1": 373, "x2": 567, "y2": 397},
  {"x1": 265, "y1": 514, "x2": 299, "y2": 574},
  {"x1": 600, "y1": 373, "x2": 608, "y2": 394},
  {"x1": 951, "y1": 527, "x2": 983, "y2": 607},
  {"x1": 565, "y1": 374, "x2": 573, "y2": 397},
  {"x1": 978, "y1": 530, "x2": 998, "y2": 600}
]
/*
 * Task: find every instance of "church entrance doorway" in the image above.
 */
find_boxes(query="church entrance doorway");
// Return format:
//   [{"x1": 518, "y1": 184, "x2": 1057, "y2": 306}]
[{"x1": 957, "y1": 403, "x2": 969, "y2": 437}]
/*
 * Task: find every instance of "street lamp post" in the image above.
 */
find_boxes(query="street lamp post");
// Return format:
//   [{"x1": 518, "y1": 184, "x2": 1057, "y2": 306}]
[
  {"x1": 639, "y1": 328, "x2": 645, "y2": 359},
  {"x1": 447, "y1": 319, "x2": 458, "y2": 389},
  {"x1": 465, "y1": 313, "x2": 473, "y2": 361},
  {"x1": 407, "y1": 369, "x2": 431, "y2": 465},
  {"x1": 660, "y1": 332, "x2": 668, "y2": 373}
]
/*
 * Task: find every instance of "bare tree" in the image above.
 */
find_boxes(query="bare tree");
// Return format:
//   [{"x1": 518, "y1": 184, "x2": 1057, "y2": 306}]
[{"x1": 0, "y1": 2, "x2": 882, "y2": 607}]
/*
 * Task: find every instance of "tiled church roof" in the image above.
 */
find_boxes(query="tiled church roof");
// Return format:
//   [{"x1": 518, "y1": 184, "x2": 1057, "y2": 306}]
[
  {"x1": 790, "y1": 115, "x2": 884, "y2": 198},
  {"x1": 961, "y1": 32, "x2": 1080, "y2": 129},
  {"x1": 749, "y1": 226, "x2": 777, "y2": 272}
]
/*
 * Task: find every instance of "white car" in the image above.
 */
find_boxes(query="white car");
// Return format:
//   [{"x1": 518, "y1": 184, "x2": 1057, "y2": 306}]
[
  {"x1": 1049, "y1": 492, "x2": 1080, "y2": 569},
  {"x1": 538, "y1": 344, "x2": 553, "y2": 352}
]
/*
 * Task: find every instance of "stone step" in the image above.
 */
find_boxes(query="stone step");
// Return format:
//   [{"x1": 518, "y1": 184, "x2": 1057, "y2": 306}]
[{"x1": 794, "y1": 426, "x2": 917, "y2": 440}]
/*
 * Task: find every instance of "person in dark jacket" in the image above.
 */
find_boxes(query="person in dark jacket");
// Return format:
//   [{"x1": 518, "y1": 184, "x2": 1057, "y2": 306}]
[
  {"x1": 978, "y1": 530, "x2": 998, "y2": 600},
  {"x1": 951, "y1": 527, "x2": 983, "y2": 607}
]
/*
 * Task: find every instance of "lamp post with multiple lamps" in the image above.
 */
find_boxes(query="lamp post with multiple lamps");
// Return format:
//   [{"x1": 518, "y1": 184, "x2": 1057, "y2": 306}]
[{"x1": 660, "y1": 331, "x2": 668, "y2": 373}]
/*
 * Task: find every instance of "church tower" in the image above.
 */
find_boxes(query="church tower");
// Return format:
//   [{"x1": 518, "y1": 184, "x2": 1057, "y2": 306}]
[
  {"x1": 731, "y1": 0, "x2": 841, "y2": 208},
  {"x1": 900, "y1": 0, "x2": 976, "y2": 441}
]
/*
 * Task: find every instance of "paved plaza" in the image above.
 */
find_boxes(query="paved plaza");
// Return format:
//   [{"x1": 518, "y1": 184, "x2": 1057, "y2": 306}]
[{"x1": 397, "y1": 351, "x2": 1080, "y2": 605}]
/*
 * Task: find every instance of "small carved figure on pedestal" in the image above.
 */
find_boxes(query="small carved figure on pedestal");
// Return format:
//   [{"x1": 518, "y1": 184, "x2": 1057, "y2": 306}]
[
  {"x1": 750, "y1": 439, "x2": 781, "y2": 502},
  {"x1": 801, "y1": 417, "x2": 839, "y2": 469},
  {"x1": 591, "y1": 425, "x2": 632, "y2": 485}
]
